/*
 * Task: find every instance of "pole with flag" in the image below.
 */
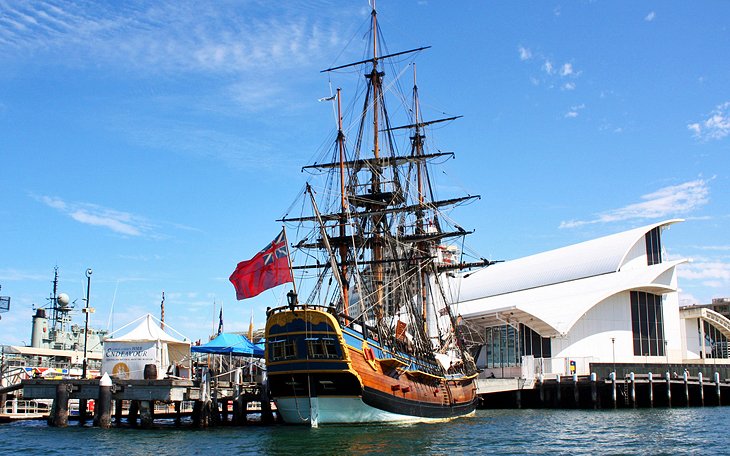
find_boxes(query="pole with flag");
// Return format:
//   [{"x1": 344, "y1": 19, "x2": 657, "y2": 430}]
[
  {"x1": 229, "y1": 228, "x2": 294, "y2": 300},
  {"x1": 217, "y1": 307, "x2": 223, "y2": 335},
  {"x1": 247, "y1": 308, "x2": 254, "y2": 341}
]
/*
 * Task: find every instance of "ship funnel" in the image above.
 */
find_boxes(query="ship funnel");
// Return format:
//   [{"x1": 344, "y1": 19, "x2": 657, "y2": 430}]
[{"x1": 31, "y1": 308, "x2": 49, "y2": 348}]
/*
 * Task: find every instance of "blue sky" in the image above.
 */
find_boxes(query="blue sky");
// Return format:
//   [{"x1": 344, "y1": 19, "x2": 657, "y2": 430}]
[{"x1": 1, "y1": 1, "x2": 728, "y2": 346}]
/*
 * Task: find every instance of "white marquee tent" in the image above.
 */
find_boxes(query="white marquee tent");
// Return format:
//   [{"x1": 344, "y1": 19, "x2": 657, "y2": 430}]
[{"x1": 102, "y1": 314, "x2": 190, "y2": 380}]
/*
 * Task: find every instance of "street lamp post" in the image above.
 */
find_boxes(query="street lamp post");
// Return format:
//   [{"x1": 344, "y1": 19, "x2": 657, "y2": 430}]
[
  {"x1": 611, "y1": 337, "x2": 616, "y2": 375},
  {"x1": 82, "y1": 268, "x2": 93, "y2": 379},
  {"x1": 78, "y1": 268, "x2": 93, "y2": 424}
]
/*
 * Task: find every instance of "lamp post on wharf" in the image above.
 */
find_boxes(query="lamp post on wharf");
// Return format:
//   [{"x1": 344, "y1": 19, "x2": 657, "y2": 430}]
[
  {"x1": 82, "y1": 268, "x2": 93, "y2": 379},
  {"x1": 611, "y1": 337, "x2": 616, "y2": 375},
  {"x1": 78, "y1": 268, "x2": 93, "y2": 424}
]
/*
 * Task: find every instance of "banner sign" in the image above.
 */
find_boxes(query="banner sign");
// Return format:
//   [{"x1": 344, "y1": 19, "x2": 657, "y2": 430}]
[{"x1": 102, "y1": 341, "x2": 157, "y2": 380}]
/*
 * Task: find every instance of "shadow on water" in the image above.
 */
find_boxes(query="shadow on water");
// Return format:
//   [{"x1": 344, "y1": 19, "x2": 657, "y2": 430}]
[{"x1": 1, "y1": 409, "x2": 727, "y2": 455}]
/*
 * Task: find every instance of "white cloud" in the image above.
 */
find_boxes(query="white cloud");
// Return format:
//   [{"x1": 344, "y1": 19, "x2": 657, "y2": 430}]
[
  {"x1": 560, "y1": 178, "x2": 711, "y2": 228},
  {"x1": 560, "y1": 63, "x2": 573, "y2": 76},
  {"x1": 688, "y1": 101, "x2": 730, "y2": 141},
  {"x1": 34, "y1": 194, "x2": 156, "y2": 237},
  {"x1": 518, "y1": 46, "x2": 532, "y2": 61},
  {"x1": 645, "y1": 11, "x2": 656, "y2": 22},
  {"x1": 543, "y1": 60, "x2": 554, "y2": 75},
  {"x1": 564, "y1": 103, "x2": 585, "y2": 118},
  {"x1": 0, "y1": 1, "x2": 347, "y2": 76},
  {"x1": 562, "y1": 82, "x2": 576, "y2": 91},
  {"x1": 678, "y1": 258, "x2": 730, "y2": 288}
]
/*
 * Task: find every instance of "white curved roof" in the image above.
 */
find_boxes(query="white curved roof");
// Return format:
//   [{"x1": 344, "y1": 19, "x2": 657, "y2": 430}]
[
  {"x1": 456, "y1": 260, "x2": 684, "y2": 336},
  {"x1": 458, "y1": 219, "x2": 683, "y2": 302},
  {"x1": 453, "y1": 219, "x2": 685, "y2": 336}
]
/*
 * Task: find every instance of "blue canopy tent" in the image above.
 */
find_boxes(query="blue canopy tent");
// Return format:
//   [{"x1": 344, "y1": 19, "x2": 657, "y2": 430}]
[{"x1": 191, "y1": 333, "x2": 264, "y2": 358}]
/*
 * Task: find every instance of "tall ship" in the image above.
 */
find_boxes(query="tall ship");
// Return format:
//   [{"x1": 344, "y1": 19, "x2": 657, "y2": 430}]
[{"x1": 232, "y1": 5, "x2": 490, "y2": 426}]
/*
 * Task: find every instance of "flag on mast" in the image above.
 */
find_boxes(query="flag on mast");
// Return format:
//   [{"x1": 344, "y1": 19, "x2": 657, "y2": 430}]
[
  {"x1": 247, "y1": 308, "x2": 254, "y2": 341},
  {"x1": 229, "y1": 229, "x2": 293, "y2": 300},
  {"x1": 217, "y1": 307, "x2": 223, "y2": 335}
]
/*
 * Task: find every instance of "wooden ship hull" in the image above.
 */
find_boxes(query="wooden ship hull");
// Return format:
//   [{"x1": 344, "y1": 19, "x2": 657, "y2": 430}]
[{"x1": 265, "y1": 306, "x2": 477, "y2": 425}]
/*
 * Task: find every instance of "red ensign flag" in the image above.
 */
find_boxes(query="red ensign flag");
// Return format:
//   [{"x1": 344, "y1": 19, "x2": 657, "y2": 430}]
[{"x1": 229, "y1": 230, "x2": 293, "y2": 300}]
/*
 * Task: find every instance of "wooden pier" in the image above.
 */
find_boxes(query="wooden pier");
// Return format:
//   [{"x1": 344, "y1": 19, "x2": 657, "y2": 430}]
[
  {"x1": 18, "y1": 367, "x2": 276, "y2": 429},
  {"x1": 478, "y1": 366, "x2": 730, "y2": 409}
]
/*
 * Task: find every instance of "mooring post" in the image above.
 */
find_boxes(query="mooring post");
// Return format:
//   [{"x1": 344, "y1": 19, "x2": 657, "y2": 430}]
[
  {"x1": 114, "y1": 399, "x2": 123, "y2": 424},
  {"x1": 573, "y1": 374, "x2": 579, "y2": 407},
  {"x1": 665, "y1": 372, "x2": 672, "y2": 407},
  {"x1": 555, "y1": 374, "x2": 561, "y2": 407},
  {"x1": 49, "y1": 383, "x2": 71, "y2": 427},
  {"x1": 78, "y1": 396, "x2": 88, "y2": 426},
  {"x1": 174, "y1": 401, "x2": 182, "y2": 426},
  {"x1": 629, "y1": 372, "x2": 636, "y2": 408},
  {"x1": 139, "y1": 401, "x2": 153, "y2": 428},
  {"x1": 610, "y1": 372, "x2": 617, "y2": 409},
  {"x1": 538, "y1": 374, "x2": 545, "y2": 406},
  {"x1": 648, "y1": 372, "x2": 654, "y2": 407},
  {"x1": 714, "y1": 372, "x2": 721, "y2": 405},
  {"x1": 197, "y1": 366, "x2": 211, "y2": 428},
  {"x1": 698, "y1": 372, "x2": 704, "y2": 407},
  {"x1": 683, "y1": 370, "x2": 690, "y2": 406},
  {"x1": 192, "y1": 400, "x2": 202, "y2": 427},
  {"x1": 94, "y1": 373, "x2": 113, "y2": 429},
  {"x1": 260, "y1": 380, "x2": 274, "y2": 425},
  {"x1": 128, "y1": 401, "x2": 139, "y2": 427},
  {"x1": 590, "y1": 372, "x2": 598, "y2": 409},
  {"x1": 233, "y1": 367, "x2": 243, "y2": 425}
]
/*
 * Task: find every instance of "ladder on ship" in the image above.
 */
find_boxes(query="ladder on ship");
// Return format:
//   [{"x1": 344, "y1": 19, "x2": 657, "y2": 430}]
[{"x1": 440, "y1": 381, "x2": 452, "y2": 406}]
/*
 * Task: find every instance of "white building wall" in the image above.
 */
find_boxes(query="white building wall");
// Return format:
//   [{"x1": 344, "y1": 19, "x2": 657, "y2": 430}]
[
  {"x1": 550, "y1": 292, "x2": 632, "y2": 375},
  {"x1": 684, "y1": 318, "x2": 701, "y2": 360},
  {"x1": 662, "y1": 269, "x2": 684, "y2": 363},
  {"x1": 621, "y1": 238, "x2": 647, "y2": 271},
  {"x1": 545, "y1": 288, "x2": 685, "y2": 375}
]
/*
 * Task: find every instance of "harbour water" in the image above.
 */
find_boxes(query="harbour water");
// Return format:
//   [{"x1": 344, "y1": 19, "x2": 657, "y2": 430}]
[{"x1": 0, "y1": 408, "x2": 725, "y2": 455}]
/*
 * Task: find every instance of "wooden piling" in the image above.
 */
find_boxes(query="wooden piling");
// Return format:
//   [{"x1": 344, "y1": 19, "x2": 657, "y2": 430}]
[
  {"x1": 698, "y1": 372, "x2": 704, "y2": 406},
  {"x1": 590, "y1": 373, "x2": 598, "y2": 409},
  {"x1": 49, "y1": 383, "x2": 71, "y2": 427},
  {"x1": 114, "y1": 400, "x2": 123, "y2": 425},
  {"x1": 94, "y1": 373, "x2": 113, "y2": 429},
  {"x1": 572, "y1": 374, "x2": 579, "y2": 407},
  {"x1": 555, "y1": 374, "x2": 561, "y2": 407},
  {"x1": 647, "y1": 372, "x2": 654, "y2": 407},
  {"x1": 139, "y1": 401, "x2": 154, "y2": 428},
  {"x1": 665, "y1": 372, "x2": 672, "y2": 407},
  {"x1": 538, "y1": 374, "x2": 545, "y2": 407},
  {"x1": 128, "y1": 400, "x2": 139, "y2": 427},
  {"x1": 192, "y1": 400, "x2": 202, "y2": 427},
  {"x1": 174, "y1": 401, "x2": 182, "y2": 426},
  {"x1": 683, "y1": 370, "x2": 689, "y2": 406},
  {"x1": 78, "y1": 398, "x2": 88, "y2": 425},
  {"x1": 611, "y1": 372, "x2": 617, "y2": 409},
  {"x1": 715, "y1": 372, "x2": 721, "y2": 406},
  {"x1": 261, "y1": 381, "x2": 274, "y2": 425},
  {"x1": 629, "y1": 372, "x2": 636, "y2": 408}
]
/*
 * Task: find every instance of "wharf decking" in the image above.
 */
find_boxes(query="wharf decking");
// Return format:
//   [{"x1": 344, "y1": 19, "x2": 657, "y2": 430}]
[
  {"x1": 478, "y1": 368, "x2": 730, "y2": 409},
  {"x1": 14, "y1": 367, "x2": 275, "y2": 428}
]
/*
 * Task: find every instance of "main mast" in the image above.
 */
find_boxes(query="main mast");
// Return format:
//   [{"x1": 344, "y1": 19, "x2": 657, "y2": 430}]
[{"x1": 369, "y1": 4, "x2": 385, "y2": 323}]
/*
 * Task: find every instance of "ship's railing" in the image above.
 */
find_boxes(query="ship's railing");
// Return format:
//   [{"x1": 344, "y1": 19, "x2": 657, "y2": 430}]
[{"x1": 266, "y1": 303, "x2": 335, "y2": 317}]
